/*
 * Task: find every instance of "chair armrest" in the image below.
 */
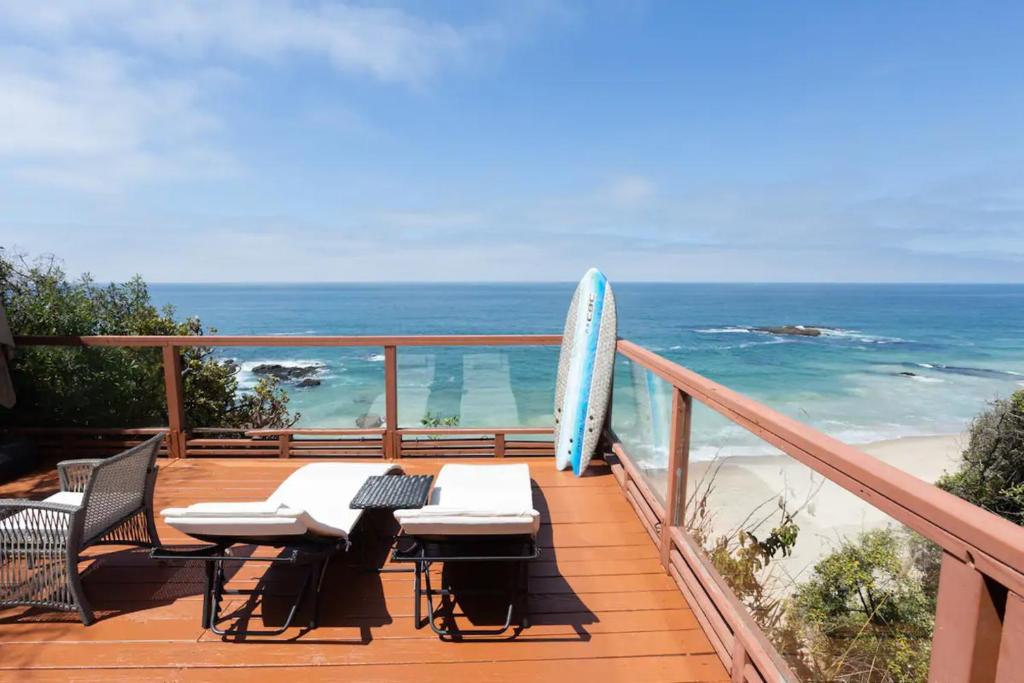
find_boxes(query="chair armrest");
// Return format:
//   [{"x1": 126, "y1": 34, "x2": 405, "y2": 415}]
[
  {"x1": 57, "y1": 459, "x2": 105, "y2": 493},
  {"x1": 0, "y1": 499, "x2": 82, "y2": 542}
]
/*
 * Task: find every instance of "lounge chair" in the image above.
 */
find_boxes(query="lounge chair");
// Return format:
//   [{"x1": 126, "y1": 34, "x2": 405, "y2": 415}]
[
  {"x1": 0, "y1": 432, "x2": 164, "y2": 624},
  {"x1": 393, "y1": 463, "x2": 541, "y2": 637},
  {"x1": 157, "y1": 462, "x2": 400, "y2": 637}
]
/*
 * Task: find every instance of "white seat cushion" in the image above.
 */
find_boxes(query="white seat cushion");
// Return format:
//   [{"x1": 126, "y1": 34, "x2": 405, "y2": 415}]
[
  {"x1": 1, "y1": 491, "x2": 85, "y2": 534},
  {"x1": 45, "y1": 491, "x2": 84, "y2": 507},
  {"x1": 394, "y1": 464, "x2": 540, "y2": 537},
  {"x1": 163, "y1": 462, "x2": 399, "y2": 539}
]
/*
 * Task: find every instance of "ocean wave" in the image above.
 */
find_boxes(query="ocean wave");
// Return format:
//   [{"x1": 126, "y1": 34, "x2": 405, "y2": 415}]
[
  {"x1": 366, "y1": 353, "x2": 386, "y2": 362},
  {"x1": 696, "y1": 326, "x2": 751, "y2": 334},
  {"x1": 907, "y1": 362, "x2": 1021, "y2": 379},
  {"x1": 816, "y1": 328, "x2": 907, "y2": 344},
  {"x1": 696, "y1": 325, "x2": 906, "y2": 344},
  {"x1": 266, "y1": 330, "x2": 319, "y2": 336}
]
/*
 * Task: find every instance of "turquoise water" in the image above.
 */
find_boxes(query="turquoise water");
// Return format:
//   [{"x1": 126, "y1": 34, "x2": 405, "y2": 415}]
[{"x1": 150, "y1": 283, "x2": 1024, "y2": 457}]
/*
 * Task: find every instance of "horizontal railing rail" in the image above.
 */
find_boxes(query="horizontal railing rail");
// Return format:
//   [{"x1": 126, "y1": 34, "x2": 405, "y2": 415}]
[
  {"x1": 613, "y1": 338, "x2": 1024, "y2": 683},
  {"x1": 13, "y1": 334, "x2": 562, "y2": 347}
]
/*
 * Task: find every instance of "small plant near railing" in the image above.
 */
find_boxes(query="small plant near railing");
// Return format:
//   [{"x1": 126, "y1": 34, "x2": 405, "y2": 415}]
[
  {"x1": 686, "y1": 458, "x2": 802, "y2": 631},
  {"x1": 420, "y1": 412, "x2": 460, "y2": 439}
]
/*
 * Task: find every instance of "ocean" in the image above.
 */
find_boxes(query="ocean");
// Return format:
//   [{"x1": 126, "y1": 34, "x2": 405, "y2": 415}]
[{"x1": 150, "y1": 283, "x2": 1024, "y2": 461}]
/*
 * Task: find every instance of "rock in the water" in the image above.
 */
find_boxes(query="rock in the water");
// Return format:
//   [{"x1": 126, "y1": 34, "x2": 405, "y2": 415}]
[
  {"x1": 356, "y1": 413, "x2": 383, "y2": 429},
  {"x1": 753, "y1": 325, "x2": 823, "y2": 337},
  {"x1": 296, "y1": 378, "x2": 321, "y2": 387},
  {"x1": 898, "y1": 371, "x2": 917, "y2": 377},
  {"x1": 251, "y1": 363, "x2": 320, "y2": 380}
]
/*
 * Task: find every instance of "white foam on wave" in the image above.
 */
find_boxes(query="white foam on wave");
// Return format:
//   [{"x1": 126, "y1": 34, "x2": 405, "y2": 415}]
[
  {"x1": 910, "y1": 375, "x2": 944, "y2": 384},
  {"x1": 817, "y1": 328, "x2": 907, "y2": 344},
  {"x1": 267, "y1": 330, "x2": 319, "y2": 336},
  {"x1": 696, "y1": 327, "x2": 752, "y2": 334},
  {"x1": 733, "y1": 338, "x2": 791, "y2": 350},
  {"x1": 366, "y1": 353, "x2": 386, "y2": 362}
]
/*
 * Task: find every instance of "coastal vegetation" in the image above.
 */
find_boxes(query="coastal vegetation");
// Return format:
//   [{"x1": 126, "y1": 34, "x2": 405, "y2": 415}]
[
  {"x1": 690, "y1": 464, "x2": 936, "y2": 682},
  {"x1": 0, "y1": 249, "x2": 297, "y2": 430},
  {"x1": 937, "y1": 389, "x2": 1024, "y2": 525}
]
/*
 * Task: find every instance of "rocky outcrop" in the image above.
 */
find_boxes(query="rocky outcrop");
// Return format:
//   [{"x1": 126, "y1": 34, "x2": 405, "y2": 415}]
[
  {"x1": 295, "y1": 378, "x2": 321, "y2": 387},
  {"x1": 753, "y1": 325, "x2": 825, "y2": 337},
  {"x1": 356, "y1": 413, "x2": 384, "y2": 429},
  {"x1": 251, "y1": 363, "x2": 320, "y2": 380}
]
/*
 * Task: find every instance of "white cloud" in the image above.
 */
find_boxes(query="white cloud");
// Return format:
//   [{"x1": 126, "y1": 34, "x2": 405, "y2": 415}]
[
  {"x1": 0, "y1": 1, "x2": 532, "y2": 191},
  {"x1": 0, "y1": 1, "x2": 485, "y2": 86},
  {"x1": 0, "y1": 47, "x2": 234, "y2": 191},
  {"x1": 605, "y1": 175, "x2": 656, "y2": 206}
]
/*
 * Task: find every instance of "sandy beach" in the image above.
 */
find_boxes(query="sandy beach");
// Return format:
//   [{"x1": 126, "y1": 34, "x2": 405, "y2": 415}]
[{"x1": 666, "y1": 433, "x2": 966, "y2": 590}]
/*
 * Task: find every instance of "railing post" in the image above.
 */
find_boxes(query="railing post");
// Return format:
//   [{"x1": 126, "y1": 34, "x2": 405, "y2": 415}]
[
  {"x1": 494, "y1": 432, "x2": 506, "y2": 458},
  {"x1": 161, "y1": 344, "x2": 186, "y2": 459},
  {"x1": 996, "y1": 591, "x2": 1024, "y2": 682},
  {"x1": 929, "y1": 552, "x2": 1006, "y2": 683},
  {"x1": 384, "y1": 345, "x2": 398, "y2": 460},
  {"x1": 661, "y1": 388, "x2": 692, "y2": 568},
  {"x1": 278, "y1": 433, "x2": 291, "y2": 459}
]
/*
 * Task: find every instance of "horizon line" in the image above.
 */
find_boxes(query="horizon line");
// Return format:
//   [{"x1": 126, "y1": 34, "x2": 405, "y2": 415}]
[{"x1": 136, "y1": 280, "x2": 1024, "y2": 286}]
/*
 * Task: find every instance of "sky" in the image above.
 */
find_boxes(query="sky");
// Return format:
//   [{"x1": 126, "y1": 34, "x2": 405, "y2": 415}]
[{"x1": 0, "y1": 1, "x2": 1022, "y2": 283}]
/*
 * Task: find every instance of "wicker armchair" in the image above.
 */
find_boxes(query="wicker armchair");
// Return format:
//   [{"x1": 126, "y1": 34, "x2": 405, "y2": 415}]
[{"x1": 0, "y1": 432, "x2": 164, "y2": 624}]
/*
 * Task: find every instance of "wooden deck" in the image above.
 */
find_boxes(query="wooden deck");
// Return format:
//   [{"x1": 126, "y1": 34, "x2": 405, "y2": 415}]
[{"x1": 0, "y1": 457, "x2": 728, "y2": 682}]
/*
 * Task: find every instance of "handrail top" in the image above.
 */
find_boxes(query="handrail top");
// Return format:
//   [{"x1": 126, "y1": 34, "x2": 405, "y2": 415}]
[{"x1": 14, "y1": 334, "x2": 562, "y2": 348}]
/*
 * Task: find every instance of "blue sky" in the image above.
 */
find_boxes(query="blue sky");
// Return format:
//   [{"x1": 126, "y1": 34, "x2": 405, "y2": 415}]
[{"x1": 1, "y1": 1, "x2": 1022, "y2": 282}]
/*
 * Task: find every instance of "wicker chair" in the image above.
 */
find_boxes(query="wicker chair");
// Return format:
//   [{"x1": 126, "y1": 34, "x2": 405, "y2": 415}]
[{"x1": 0, "y1": 432, "x2": 164, "y2": 624}]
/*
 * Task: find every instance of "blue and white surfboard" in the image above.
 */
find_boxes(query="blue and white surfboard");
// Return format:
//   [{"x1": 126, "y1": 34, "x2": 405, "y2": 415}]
[{"x1": 554, "y1": 269, "x2": 618, "y2": 475}]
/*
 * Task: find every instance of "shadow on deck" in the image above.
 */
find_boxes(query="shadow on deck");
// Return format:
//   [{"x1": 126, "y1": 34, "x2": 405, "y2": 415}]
[{"x1": 0, "y1": 457, "x2": 728, "y2": 682}]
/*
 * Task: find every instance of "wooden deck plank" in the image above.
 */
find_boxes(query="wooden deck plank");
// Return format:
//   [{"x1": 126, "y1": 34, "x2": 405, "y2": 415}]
[{"x1": 0, "y1": 457, "x2": 728, "y2": 682}]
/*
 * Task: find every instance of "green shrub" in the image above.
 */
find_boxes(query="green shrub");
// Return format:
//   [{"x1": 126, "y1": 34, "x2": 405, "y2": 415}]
[
  {"x1": 937, "y1": 390, "x2": 1024, "y2": 525},
  {"x1": 0, "y1": 250, "x2": 297, "y2": 430},
  {"x1": 783, "y1": 529, "x2": 935, "y2": 682}
]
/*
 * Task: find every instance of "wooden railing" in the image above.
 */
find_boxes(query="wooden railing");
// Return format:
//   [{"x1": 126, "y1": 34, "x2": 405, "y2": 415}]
[
  {"x1": 10, "y1": 333, "x2": 1024, "y2": 682},
  {"x1": 12, "y1": 334, "x2": 559, "y2": 461},
  {"x1": 611, "y1": 339, "x2": 1024, "y2": 683}
]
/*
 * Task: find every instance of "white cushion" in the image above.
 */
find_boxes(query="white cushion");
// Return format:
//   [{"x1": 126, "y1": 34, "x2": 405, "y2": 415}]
[
  {"x1": 1, "y1": 491, "x2": 85, "y2": 533},
  {"x1": 45, "y1": 491, "x2": 84, "y2": 507},
  {"x1": 162, "y1": 463, "x2": 399, "y2": 539},
  {"x1": 395, "y1": 464, "x2": 540, "y2": 537}
]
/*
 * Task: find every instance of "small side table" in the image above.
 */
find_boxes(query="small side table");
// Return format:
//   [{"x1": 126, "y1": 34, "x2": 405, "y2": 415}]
[
  {"x1": 350, "y1": 474, "x2": 434, "y2": 573},
  {"x1": 350, "y1": 474, "x2": 434, "y2": 511}
]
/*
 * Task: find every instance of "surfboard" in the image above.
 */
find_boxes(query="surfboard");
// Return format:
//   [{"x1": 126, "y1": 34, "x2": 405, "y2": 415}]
[{"x1": 554, "y1": 268, "x2": 618, "y2": 475}]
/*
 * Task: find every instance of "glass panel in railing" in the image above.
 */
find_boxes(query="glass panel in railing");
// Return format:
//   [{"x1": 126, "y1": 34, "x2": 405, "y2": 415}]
[
  {"x1": 203, "y1": 345, "x2": 385, "y2": 429},
  {"x1": 684, "y1": 403, "x2": 940, "y2": 682},
  {"x1": 611, "y1": 354, "x2": 674, "y2": 505},
  {"x1": 396, "y1": 346, "x2": 558, "y2": 432}
]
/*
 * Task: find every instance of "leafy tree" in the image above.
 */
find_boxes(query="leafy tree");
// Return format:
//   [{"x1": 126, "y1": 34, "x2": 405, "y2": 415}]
[
  {"x1": 937, "y1": 390, "x2": 1024, "y2": 525},
  {"x1": 783, "y1": 529, "x2": 935, "y2": 683},
  {"x1": 0, "y1": 250, "x2": 297, "y2": 430}
]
